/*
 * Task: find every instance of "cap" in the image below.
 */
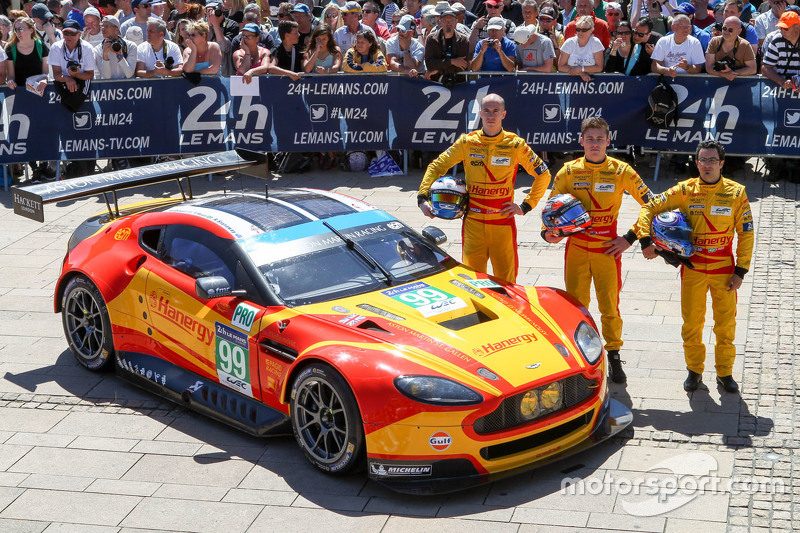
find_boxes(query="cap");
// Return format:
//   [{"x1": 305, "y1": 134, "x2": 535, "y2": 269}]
[
  {"x1": 605, "y1": 1, "x2": 621, "y2": 11},
  {"x1": 244, "y1": 2, "x2": 259, "y2": 12},
  {"x1": 341, "y1": 1, "x2": 361, "y2": 13},
  {"x1": 241, "y1": 22, "x2": 260, "y2": 33},
  {"x1": 101, "y1": 14, "x2": 120, "y2": 27},
  {"x1": 539, "y1": 6, "x2": 556, "y2": 18},
  {"x1": 486, "y1": 15, "x2": 504, "y2": 30},
  {"x1": 205, "y1": 0, "x2": 222, "y2": 8},
  {"x1": 83, "y1": 6, "x2": 101, "y2": 19},
  {"x1": 396, "y1": 13, "x2": 416, "y2": 31},
  {"x1": 484, "y1": 0, "x2": 503, "y2": 6},
  {"x1": 513, "y1": 24, "x2": 534, "y2": 43},
  {"x1": 31, "y1": 3, "x2": 53, "y2": 21},
  {"x1": 674, "y1": 2, "x2": 696, "y2": 15},
  {"x1": 124, "y1": 25, "x2": 144, "y2": 43},
  {"x1": 131, "y1": 0, "x2": 152, "y2": 8},
  {"x1": 436, "y1": 1, "x2": 455, "y2": 16},
  {"x1": 421, "y1": 4, "x2": 436, "y2": 16},
  {"x1": 62, "y1": 19, "x2": 81, "y2": 31},
  {"x1": 291, "y1": 3, "x2": 310, "y2": 14},
  {"x1": 777, "y1": 10, "x2": 800, "y2": 28},
  {"x1": 785, "y1": 4, "x2": 800, "y2": 13},
  {"x1": 451, "y1": 2, "x2": 466, "y2": 13}
]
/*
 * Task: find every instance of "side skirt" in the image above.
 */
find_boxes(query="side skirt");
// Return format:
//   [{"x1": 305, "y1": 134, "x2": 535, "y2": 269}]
[{"x1": 116, "y1": 352, "x2": 291, "y2": 437}]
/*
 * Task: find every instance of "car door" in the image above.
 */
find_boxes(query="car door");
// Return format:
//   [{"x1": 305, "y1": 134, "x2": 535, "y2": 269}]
[{"x1": 144, "y1": 223, "x2": 267, "y2": 401}]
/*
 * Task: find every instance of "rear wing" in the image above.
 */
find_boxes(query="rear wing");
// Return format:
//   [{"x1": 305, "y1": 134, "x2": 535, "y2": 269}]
[{"x1": 11, "y1": 149, "x2": 266, "y2": 222}]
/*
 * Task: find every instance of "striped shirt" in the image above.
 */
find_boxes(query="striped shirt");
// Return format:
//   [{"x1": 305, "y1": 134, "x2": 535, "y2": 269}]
[{"x1": 762, "y1": 36, "x2": 800, "y2": 76}]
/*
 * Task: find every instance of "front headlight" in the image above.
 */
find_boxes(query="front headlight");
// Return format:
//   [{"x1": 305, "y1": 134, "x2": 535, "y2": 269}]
[
  {"x1": 394, "y1": 376, "x2": 483, "y2": 405},
  {"x1": 575, "y1": 321, "x2": 603, "y2": 364}
]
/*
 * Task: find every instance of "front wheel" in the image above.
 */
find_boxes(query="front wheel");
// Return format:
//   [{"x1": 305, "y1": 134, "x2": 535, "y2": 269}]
[
  {"x1": 290, "y1": 363, "x2": 365, "y2": 475},
  {"x1": 61, "y1": 276, "x2": 114, "y2": 371}
]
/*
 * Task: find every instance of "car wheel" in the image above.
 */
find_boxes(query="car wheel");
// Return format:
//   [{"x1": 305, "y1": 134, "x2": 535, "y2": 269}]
[
  {"x1": 290, "y1": 363, "x2": 365, "y2": 475},
  {"x1": 61, "y1": 276, "x2": 114, "y2": 371}
]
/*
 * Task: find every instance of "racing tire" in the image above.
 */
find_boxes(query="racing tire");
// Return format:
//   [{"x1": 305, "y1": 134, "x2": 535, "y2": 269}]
[
  {"x1": 61, "y1": 276, "x2": 115, "y2": 371},
  {"x1": 290, "y1": 363, "x2": 365, "y2": 475}
]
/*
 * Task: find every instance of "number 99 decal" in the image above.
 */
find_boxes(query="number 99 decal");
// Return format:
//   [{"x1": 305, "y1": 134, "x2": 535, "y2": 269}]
[{"x1": 214, "y1": 322, "x2": 253, "y2": 397}]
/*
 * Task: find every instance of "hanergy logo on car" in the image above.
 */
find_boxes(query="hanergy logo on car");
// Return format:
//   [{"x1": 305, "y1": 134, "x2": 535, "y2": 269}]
[
  {"x1": 479, "y1": 333, "x2": 537, "y2": 356},
  {"x1": 151, "y1": 294, "x2": 213, "y2": 345},
  {"x1": 429, "y1": 432, "x2": 452, "y2": 451}
]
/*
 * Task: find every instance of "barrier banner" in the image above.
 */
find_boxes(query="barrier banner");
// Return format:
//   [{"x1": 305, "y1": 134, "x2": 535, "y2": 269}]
[{"x1": 0, "y1": 74, "x2": 798, "y2": 164}]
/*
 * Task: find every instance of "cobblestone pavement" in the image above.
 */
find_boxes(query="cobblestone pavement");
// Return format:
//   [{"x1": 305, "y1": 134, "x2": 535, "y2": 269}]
[{"x1": 0, "y1": 160, "x2": 796, "y2": 532}]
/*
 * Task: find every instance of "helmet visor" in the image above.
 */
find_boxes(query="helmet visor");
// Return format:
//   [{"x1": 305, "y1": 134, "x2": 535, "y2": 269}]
[{"x1": 430, "y1": 191, "x2": 464, "y2": 206}]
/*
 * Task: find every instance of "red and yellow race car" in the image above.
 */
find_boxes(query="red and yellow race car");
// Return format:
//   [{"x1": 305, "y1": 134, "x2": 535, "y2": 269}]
[{"x1": 12, "y1": 151, "x2": 631, "y2": 494}]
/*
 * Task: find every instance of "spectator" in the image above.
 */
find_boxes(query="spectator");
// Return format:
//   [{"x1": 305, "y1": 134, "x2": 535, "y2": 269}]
[
  {"x1": 135, "y1": 18, "x2": 182, "y2": 76},
  {"x1": 469, "y1": 0, "x2": 516, "y2": 51},
  {"x1": 230, "y1": 11, "x2": 274, "y2": 54},
  {"x1": 501, "y1": 0, "x2": 525, "y2": 25},
  {"x1": 363, "y1": 1, "x2": 391, "y2": 38},
  {"x1": 424, "y1": 6, "x2": 470, "y2": 82},
  {"x1": 31, "y1": 3, "x2": 62, "y2": 47},
  {"x1": 50, "y1": 18, "x2": 95, "y2": 115},
  {"x1": 631, "y1": 0, "x2": 671, "y2": 34},
  {"x1": 120, "y1": 0, "x2": 157, "y2": 38},
  {"x1": 334, "y1": 1, "x2": 375, "y2": 52},
  {"x1": 651, "y1": 14, "x2": 705, "y2": 74},
  {"x1": 561, "y1": 0, "x2": 577, "y2": 25},
  {"x1": 7, "y1": 10, "x2": 29, "y2": 23},
  {"x1": 4, "y1": 17, "x2": 48, "y2": 93},
  {"x1": 537, "y1": 5, "x2": 564, "y2": 68},
  {"x1": 419, "y1": 4, "x2": 439, "y2": 44},
  {"x1": 303, "y1": 23, "x2": 342, "y2": 72},
  {"x1": 386, "y1": 12, "x2": 424, "y2": 75},
  {"x1": 565, "y1": 0, "x2": 610, "y2": 47},
  {"x1": 66, "y1": 0, "x2": 89, "y2": 28},
  {"x1": 224, "y1": 0, "x2": 246, "y2": 23},
  {"x1": 605, "y1": 19, "x2": 652, "y2": 72},
  {"x1": 242, "y1": 3, "x2": 270, "y2": 31},
  {"x1": 739, "y1": 0, "x2": 758, "y2": 22},
  {"x1": 182, "y1": 20, "x2": 221, "y2": 73},
  {"x1": 704, "y1": 15, "x2": 756, "y2": 78},
  {"x1": 82, "y1": 6, "x2": 104, "y2": 45},
  {"x1": 116, "y1": 0, "x2": 134, "y2": 24},
  {"x1": 559, "y1": 14, "x2": 604, "y2": 79},
  {"x1": 151, "y1": 0, "x2": 168, "y2": 23},
  {"x1": 124, "y1": 23, "x2": 144, "y2": 44},
  {"x1": 322, "y1": 4, "x2": 344, "y2": 32},
  {"x1": 451, "y1": 2, "x2": 474, "y2": 34},
  {"x1": 754, "y1": 0, "x2": 786, "y2": 48},
  {"x1": 761, "y1": 11, "x2": 800, "y2": 90},
  {"x1": 514, "y1": 23, "x2": 555, "y2": 70},
  {"x1": 671, "y1": 2, "x2": 710, "y2": 50},
  {"x1": 470, "y1": 15, "x2": 516, "y2": 70},
  {"x1": 291, "y1": 3, "x2": 318, "y2": 50},
  {"x1": 271, "y1": 19, "x2": 304, "y2": 77},
  {"x1": 343, "y1": 28, "x2": 388, "y2": 71},
  {"x1": 174, "y1": 17, "x2": 191, "y2": 48},
  {"x1": 233, "y1": 21, "x2": 271, "y2": 79},
  {"x1": 205, "y1": 0, "x2": 239, "y2": 76},
  {"x1": 0, "y1": 16, "x2": 11, "y2": 48},
  {"x1": 268, "y1": 2, "x2": 293, "y2": 45},
  {"x1": 520, "y1": 0, "x2": 538, "y2": 27},
  {"x1": 379, "y1": 0, "x2": 400, "y2": 29},
  {"x1": 694, "y1": 0, "x2": 717, "y2": 28},
  {"x1": 714, "y1": 0, "x2": 758, "y2": 53},
  {"x1": 634, "y1": 14, "x2": 662, "y2": 46},
  {"x1": 94, "y1": 14, "x2": 137, "y2": 78},
  {"x1": 604, "y1": 1, "x2": 623, "y2": 33}
]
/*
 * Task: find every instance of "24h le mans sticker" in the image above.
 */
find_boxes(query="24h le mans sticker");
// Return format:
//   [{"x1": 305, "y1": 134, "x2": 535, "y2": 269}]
[
  {"x1": 382, "y1": 282, "x2": 466, "y2": 318},
  {"x1": 214, "y1": 322, "x2": 253, "y2": 397}
]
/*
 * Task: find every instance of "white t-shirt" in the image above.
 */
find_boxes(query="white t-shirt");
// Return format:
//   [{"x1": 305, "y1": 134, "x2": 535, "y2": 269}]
[
  {"x1": 385, "y1": 35, "x2": 425, "y2": 71},
  {"x1": 136, "y1": 39, "x2": 183, "y2": 72},
  {"x1": 651, "y1": 34, "x2": 705, "y2": 72},
  {"x1": 49, "y1": 39, "x2": 97, "y2": 73},
  {"x1": 560, "y1": 35, "x2": 604, "y2": 67}
]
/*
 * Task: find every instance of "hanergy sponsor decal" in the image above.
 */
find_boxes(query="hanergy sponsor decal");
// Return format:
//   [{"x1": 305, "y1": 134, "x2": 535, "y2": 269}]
[
  {"x1": 429, "y1": 432, "x2": 452, "y2": 451},
  {"x1": 369, "y1": 462, "x2": 433, "y2": 477},
  {"x1": 151, "y1": 294, "x2": 213, "y2": 345},
  {"x1": 478, "y1": 333, "x2": 537, "y2": 356}
]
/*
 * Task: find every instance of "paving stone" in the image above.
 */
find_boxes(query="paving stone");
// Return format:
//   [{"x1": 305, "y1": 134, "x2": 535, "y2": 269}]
[
  {"x1": 0, "y1": 444, "x2": 32, "y2": 471},
  {"x1": 511, "y1": 507, "x2": 589, "y2": 527},
  {"x1": 122, "y1": 454, "x2": 252, "y2": 488},
  {"x1": 0, "y1": 407, "x2": 66, "y2": 433},
  {"x1": 152, "y1": 483, "x2": 229, "y2": 502},
  {"x1": 0, "y1": 473, "x2": 29, "y2": 487},
  {"x1": 223, "y1": 488, "x2": 298, "y2": 507},
  {"x1": 85, "y1": 479, "x2": 161, "y2": 497},
  {"x1": 121, "y1": 497, "x2": 262, "y2": 533},
  {"x1": 0, "y1": 518, "x2": 48, "y2": 533},
  {"x1": 67, "y1": 436, "x2": 138, "y2": 452},
  {"x1": 49, "y1": 412, "x2": 170, "y2": 441},
  {"x1": 586, "y1": 512, "x2": 665, "y2": 532},
  {"x1": 246, "y1": 506, "x2": 389, "y2": 533},
  {"x1": 42, "y1": 524, "x2": 121, "y2": 533},
  {"x1": 18, "y1": 474, "x2": 94, "y2": 492},
  {"x1": 9, "y1": 447, "x2": 140, "y2": 479},
  {"x1": 382, "y1": 516, "x2": 519, "y2": 532},
  {"x1": 129, "y1": 440, "x2": 202, "y2": 456},
  {"x1": 0, "y1": 489, "x2": 140, "y2": 526}
]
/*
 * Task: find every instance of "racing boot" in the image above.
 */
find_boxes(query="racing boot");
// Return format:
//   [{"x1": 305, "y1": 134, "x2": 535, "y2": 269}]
[
  {"x1": 684, "y1": 370, "x2": 703, "y2": 392},
  {"x1": 716, "y1": 375, "x2": 739, "y2": 394},
  {"x1": 607, "y1": 350, "x2": 626, "y2": 384}
]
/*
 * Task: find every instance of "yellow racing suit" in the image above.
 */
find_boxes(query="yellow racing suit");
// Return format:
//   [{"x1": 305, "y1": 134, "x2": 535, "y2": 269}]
[
  {"x1": 546, "y1": 157, "x2": 653, "y2": 351},
  {"x1": 636, "y1": 177, "x2": 754, "y2": 377},
  {"x1": 418, "y1": 129, "x2": 551, "y2": 283}
]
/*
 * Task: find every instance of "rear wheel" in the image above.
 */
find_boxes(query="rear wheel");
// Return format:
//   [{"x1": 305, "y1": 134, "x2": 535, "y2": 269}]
[
  {"x1": 61, "y1": 276, "x2": 114, "y2": 371},
  {"x1": 290, "y1": 363, "x2": 365, "y2": 475}
]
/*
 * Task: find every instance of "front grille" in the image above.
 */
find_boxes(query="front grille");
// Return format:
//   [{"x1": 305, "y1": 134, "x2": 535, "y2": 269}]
[
  {"x1": 473, "y1": 374, "x2": 597, "y2": 435},
  {"x1": 480, "y1": 411, "x2": 593, "y2": 460}
]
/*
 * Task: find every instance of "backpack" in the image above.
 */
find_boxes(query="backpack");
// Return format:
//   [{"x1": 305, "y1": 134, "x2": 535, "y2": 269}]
[{"x1": 646, "y1": 78, "x2": 678, "y2": 128}]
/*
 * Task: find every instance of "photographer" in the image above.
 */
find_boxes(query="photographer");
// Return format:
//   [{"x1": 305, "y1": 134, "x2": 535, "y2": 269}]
[
  {"x1": 94, "y1": 15, "x2": 137, "y2": 79},
  {"x1": 135, "y1": 18, "x2": 183, "y2": 76},
  {"x1": 31, "y1": 3, "x2": 62, "y2": 47},
  {"x1": 469, "y1": 0, "x2": 516, "y2": 52},
  {"x1": 704, "y1": 15, "x2": 755, "y2": 80},
  {"x1": 50, "y1": 19, "x2": 95, "y2": 94},
  {"x1": 470, "y1": 16, "x2": 516, "y2": 71},
  {"x1": 205, "y1": 0, "x2": 239, "y2": 76}
]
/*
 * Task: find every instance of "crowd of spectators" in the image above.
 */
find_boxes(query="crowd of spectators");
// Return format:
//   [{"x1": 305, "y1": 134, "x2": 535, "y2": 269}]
[{"x1": 0, "y1": 0, "x2": 798, "y2": 178}]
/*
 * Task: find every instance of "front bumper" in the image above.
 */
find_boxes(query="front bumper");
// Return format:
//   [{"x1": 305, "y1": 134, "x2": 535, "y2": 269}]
[{"x1": 368, "y1": 397, "x2": 632, "y2": 495}]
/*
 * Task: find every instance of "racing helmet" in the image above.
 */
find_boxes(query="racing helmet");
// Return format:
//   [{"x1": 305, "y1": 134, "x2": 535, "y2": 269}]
[
  {"x1": 652, "y1": 210, "x2": 694, "y2": 258},
  {"x1": 429, "y1": 176, "x2": 468, "y2": 220},
  {"x1": 541, "y1": 194, "x2": 591, "y2": 235}
]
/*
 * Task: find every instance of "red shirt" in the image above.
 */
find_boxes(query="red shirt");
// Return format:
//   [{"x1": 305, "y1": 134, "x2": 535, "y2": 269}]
[
  {"x1": 564, "y1": 16, "x2": 610, "y2": 48},
  {"x1": 694, "y1": 10, "x2": 715, "y2": 29}
]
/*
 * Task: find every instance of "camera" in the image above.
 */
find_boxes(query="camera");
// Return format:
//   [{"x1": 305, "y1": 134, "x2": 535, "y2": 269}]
[
  {"x1": 713, "y1": 57, "x2": 735, "y2": 71},
  {"x1": 542, "y1": 30, "x2": 551, "y2": 37},
  {"x1": 111, "y1": 38, "x2": 123, "y2": 53},
  {"x1": 66, "y1": 60, "x2": 80, "y2": 72},
  {"x1": 214, "y1": 7, "x2": 223, "y2": 17},
  {"x1": 164, "y1": 56, "x2": 175, "y2": 68}
]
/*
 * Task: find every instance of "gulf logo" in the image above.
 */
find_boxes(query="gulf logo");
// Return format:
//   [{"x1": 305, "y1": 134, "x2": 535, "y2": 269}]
[{"x1": 429, "y1": 432, "x2": 452, "y2": 451}]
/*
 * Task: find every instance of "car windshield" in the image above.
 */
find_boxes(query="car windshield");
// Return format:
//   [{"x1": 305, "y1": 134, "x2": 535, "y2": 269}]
[{"x1": 239, "y1": 212, "x2": 451, "y2": 306}]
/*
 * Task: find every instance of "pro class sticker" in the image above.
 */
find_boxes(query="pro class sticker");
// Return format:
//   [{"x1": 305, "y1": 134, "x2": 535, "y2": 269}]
[
  {"x1": 465, "y1": 278, "x2": 501, "y2": 289},
  {"x1": 382, "y1": 282, "x2": 466, "y2": 318},
  {"x1": 214, "y1": 322, "x2": 253, "y2": 397},
  {"x1": 231, "y1": 303, "x2": 259, "y2": 332}
]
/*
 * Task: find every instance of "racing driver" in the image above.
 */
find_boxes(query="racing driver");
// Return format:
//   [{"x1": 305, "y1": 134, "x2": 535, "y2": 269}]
[
  {"x1": 417, "y1": 93, "x2": 551, "y2": 283},
  {"x1": 543, "y1": 117, "x2": 653, "y2": 385},
  {"x1": 637, "y1": 140, "x2": 754, "y2": 393}
]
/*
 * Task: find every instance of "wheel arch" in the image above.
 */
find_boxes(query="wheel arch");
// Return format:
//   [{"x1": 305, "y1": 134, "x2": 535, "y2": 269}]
[{"x1": 54, "y1": 270, "x2": 111, "y2": 313}]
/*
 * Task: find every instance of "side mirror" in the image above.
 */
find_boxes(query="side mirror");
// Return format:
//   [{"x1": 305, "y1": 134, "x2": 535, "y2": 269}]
[
  {"x1": 421, "y1": 226, "x2": 447, "y2": 245},
  {"x1": 196, "y1": 276, "x2": 232, "y2": 299}
]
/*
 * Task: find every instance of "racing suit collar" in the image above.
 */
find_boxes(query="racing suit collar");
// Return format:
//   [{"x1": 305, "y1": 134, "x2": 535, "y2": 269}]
[
  {"x1": 698, "y1": 175, "x2": 723, "y2": 186},
  {"x1": 480, "y1": 128, "x2": 504, "y2": 139},
  {"x1": 583, "y1": 156, "x2": 608, "y2": 165}
]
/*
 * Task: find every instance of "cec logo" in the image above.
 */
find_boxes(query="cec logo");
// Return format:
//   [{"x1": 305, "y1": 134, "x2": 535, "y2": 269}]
[
  {"x1": 543, "y1": 104, "x2": 561, "y2": 123},
  {"x1": 73, "y1": 111, "x2": 92, "y2": 130},
  {"x1": 310, "y1": 104, "x2": 328, "y2": 122},
  {"x1": 785, "y1": 109, "x2": 800, "y2": 128}
]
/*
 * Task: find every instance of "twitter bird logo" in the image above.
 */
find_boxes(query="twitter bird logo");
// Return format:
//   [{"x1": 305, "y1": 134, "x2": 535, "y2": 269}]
[
  {"x1": 542, "y1": 104, "x2": 561, "y2": 123},
  {"x1": 310, "y1": 104, "x2": 328, "y2": 122},
  {"x1": 785, "y1": 110, "x2": 800, "y2": 127},
  {"x1": 73, "y1": 112, "x2": 92, "y2": 130}
]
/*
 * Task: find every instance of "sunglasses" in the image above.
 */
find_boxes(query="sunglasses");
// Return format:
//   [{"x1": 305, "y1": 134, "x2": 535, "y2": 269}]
[
  {"x1": 634, "y1": 30, "x2": 648, "y2": 36},
  {"x1": 614, "y1": 30, "x2": 631, "y2": 35},
  {"x1": 325, "y1": 12, "x2": 338, "y2": 17},
  {"x1": 63, "y1": 30, "x2": 79, "y2": 35},
  {"x1": 722, "y1": 26, "x2": 737, "y2": 32},
  {"x1": 576, "y1": 27, "x2": 592, "y2": 32},
  {"x1": 187, "y1": 32, "x2": 197, "y2": 36},
  {"x1": 606, "y1": 12, "x2": 621, "y2": 16},
  {"x1": 13, "y1": 25, "x2": 26, "y2": 31},
  {"x1": 362, "y1": 9, "x2": 378, "y2": 13},
  {"x1": 487, "y1": 5, "x2": 502, "y2": 8},
  {"x1": 538, "y1": 15, "x2": 554, "y2": 21}
]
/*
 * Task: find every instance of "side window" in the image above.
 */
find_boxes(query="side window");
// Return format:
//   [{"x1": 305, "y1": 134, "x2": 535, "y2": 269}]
[
  {"x1": 139, "y1": 227, "x2": 162, "y2": 254},
  {"x1": 161, "y1": 225, "x2": 235, "y2": 285}
]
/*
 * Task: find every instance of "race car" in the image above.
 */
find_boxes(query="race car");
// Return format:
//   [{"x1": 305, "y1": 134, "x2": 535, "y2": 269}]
[{"x1": 11, "y1": 150, "x2": 631, "y2": 494}]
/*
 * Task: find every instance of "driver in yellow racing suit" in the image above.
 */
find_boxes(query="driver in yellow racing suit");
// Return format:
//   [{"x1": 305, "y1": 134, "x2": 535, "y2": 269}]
[
  {"x1": 543, "y1": 117, "x2": 653, "y2": 384},
  {"x1": 418, "y1": 93, "x2": 551, "y2": 284}
]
